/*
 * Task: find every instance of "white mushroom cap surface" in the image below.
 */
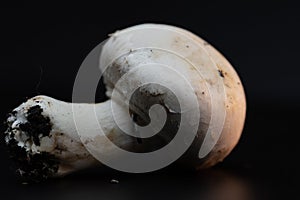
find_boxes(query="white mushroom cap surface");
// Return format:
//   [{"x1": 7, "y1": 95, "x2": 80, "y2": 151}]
[{"x1": 100, "y1": 24, "x2": 246, "y2": 168}]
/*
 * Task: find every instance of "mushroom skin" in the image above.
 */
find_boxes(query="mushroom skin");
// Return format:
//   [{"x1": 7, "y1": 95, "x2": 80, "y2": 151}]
[
  {"x1": 3, "y1": 24, "x2": 246, "y2": 181},
  {"x1": 99, "y1": 24, "x2": 246, "y2": 169}
]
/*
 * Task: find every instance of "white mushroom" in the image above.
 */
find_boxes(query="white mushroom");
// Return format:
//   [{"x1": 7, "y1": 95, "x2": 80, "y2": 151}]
[{"x1": 3, "y1": 24, "x2": 246, "y2": 181}]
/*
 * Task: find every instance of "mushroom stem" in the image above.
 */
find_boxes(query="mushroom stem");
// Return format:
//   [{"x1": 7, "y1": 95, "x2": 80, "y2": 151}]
[{"x1": 4, "y1": 96, "x2": 128, "y2": 180}]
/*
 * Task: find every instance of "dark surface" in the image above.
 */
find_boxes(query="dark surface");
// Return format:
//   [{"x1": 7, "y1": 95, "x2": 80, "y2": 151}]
[{"x1": 0, "y1": 0, "x2": 299, "y2": 199}]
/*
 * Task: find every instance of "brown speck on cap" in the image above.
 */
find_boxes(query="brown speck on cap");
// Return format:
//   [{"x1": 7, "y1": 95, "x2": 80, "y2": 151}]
[{"x1": 218, "y1": 69, "x2": 225, "y2": 78}]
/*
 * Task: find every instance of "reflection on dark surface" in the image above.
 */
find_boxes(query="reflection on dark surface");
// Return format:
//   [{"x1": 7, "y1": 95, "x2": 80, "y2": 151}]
[
  {"x1": 192, "y1": 169, "x2": 254, "y2": 200},
  {"x1": 0, "y1": 165, "x2": 258, "y2": 200}
]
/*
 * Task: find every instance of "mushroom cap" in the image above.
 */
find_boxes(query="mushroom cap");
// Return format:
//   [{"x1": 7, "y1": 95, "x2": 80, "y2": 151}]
[{"x1": 99, "y1": 24, "x2": 246, "y2": 169}]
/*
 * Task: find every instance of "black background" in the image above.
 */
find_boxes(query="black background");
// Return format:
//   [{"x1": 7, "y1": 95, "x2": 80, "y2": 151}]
[{"x1": 0, "y1": 0, "x2": 299, "y2": 199}]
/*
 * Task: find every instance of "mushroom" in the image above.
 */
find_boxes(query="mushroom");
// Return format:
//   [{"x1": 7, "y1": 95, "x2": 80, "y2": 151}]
[{"x1": 3, "y1": 24, "x2": 246, "y2": 181}]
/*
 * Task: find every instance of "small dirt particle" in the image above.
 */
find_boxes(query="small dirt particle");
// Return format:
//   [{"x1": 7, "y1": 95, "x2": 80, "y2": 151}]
[
  {"x1": 110, "y1": 179, "x2": 119, "y2": 184},
  {"x1": 218, "y1": 70, "x2": 225, "y2": 78}
]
